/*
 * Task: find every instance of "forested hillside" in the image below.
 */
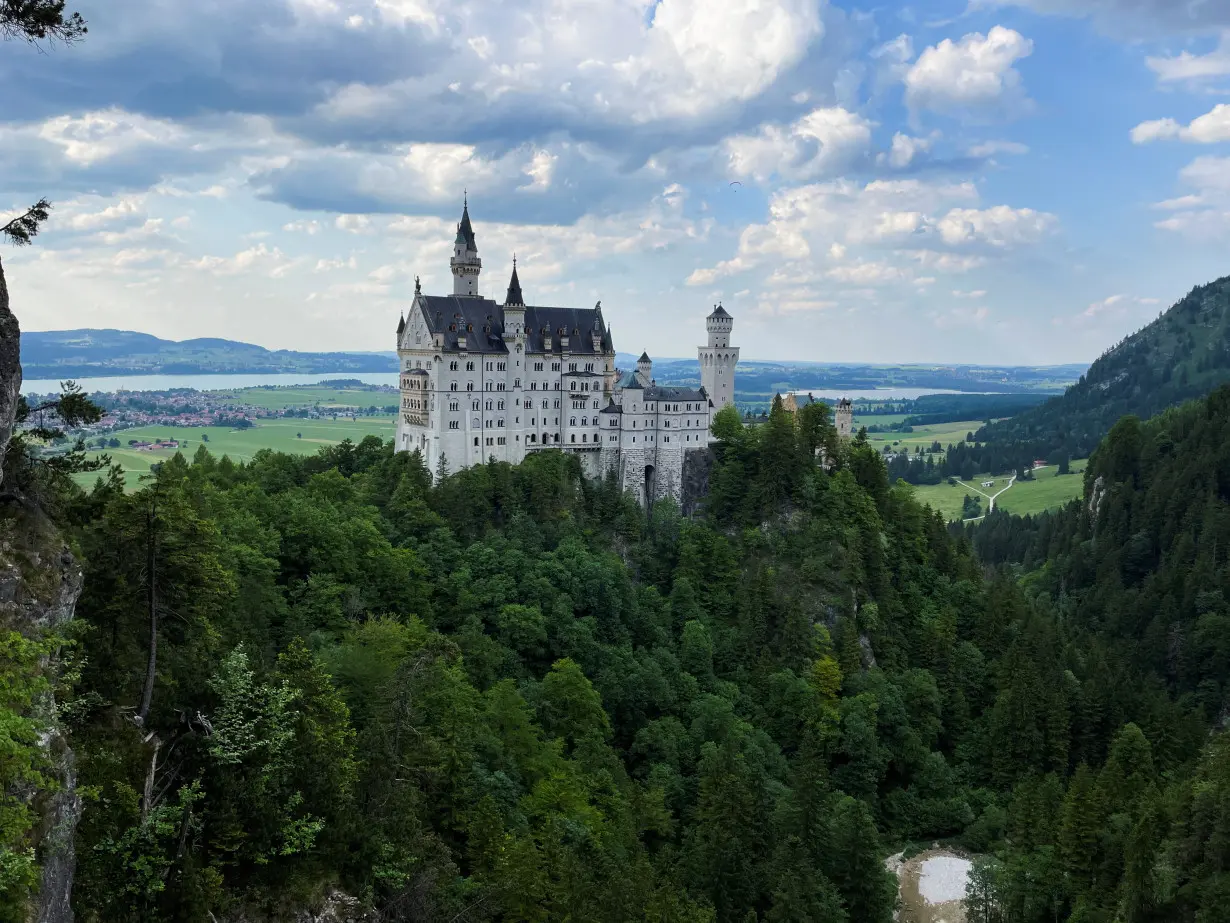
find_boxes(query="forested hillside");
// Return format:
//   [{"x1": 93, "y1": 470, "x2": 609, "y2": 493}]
[
  {"x1": 963, "y1": 384, "x2": 1230, "y2": 920},
  {"x1": 975, "y1": 273, "x2": 1230, "y2": 466},
  {"x1": 5, "y1": 395, "x2": 1230, "y2": 921}
]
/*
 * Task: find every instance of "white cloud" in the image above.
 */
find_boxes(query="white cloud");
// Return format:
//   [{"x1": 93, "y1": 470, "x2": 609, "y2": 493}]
[
  {"x1": 1153, "y1": 156, "x2": 1230, "y2": 237},
  {"x1": 284, "y1": 219, "x2": 322, "y2": 234},
  {"x1": 64, "y1": 197, "x2": 146, "y2": 231},
  {"x1": 1131, "y1": 104, "x2": 1230, "y2": 144},
  {"x1": 880, "y1": 132, "x2": 938, "y2": 168},
  {"x1": 335, "y1": 214, "x2": 372, "y2": 233},
  {"x1": 1147, "y1": 35, "x2": 1230, "y2": 83},
  {"x1": 968, "y1": 139, "x2": 1029, "y2": 157},
  {"x1": 905, "y1": 26, "x2": 1033, "y2": 118},
  {"x1": 724, "y1": 108, "x2": 874, "y2": 182},
  {"x1": 189, "y1": 243, "x2": 300, "y2": 278}
]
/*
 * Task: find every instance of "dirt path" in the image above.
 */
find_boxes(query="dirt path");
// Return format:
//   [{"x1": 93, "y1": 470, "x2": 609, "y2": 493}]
[{"x1": 888, "y1": 847, "x2": 972, "y2": 923}]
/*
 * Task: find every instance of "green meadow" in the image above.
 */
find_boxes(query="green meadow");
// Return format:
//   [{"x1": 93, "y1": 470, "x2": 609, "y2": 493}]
[
  {"x1": 204, "y1": 384, "x2": 397, "y2": 411},
  {"x1": 909, "y1": 460, "x2": 1087, "y2": 522},
  {"x1": 79, "y1": 416, "x2": 396, "y2": 489},
  {"x1": 856, "y1": 416, "x2": 982, "y2": 457}
]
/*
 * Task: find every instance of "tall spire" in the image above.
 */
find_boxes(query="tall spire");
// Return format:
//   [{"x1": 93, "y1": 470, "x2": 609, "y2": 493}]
[
  {"x1": 451, "y1": 193, "x2": 482, "y2": 295},
  {"x1": 505, "y1": 254, "x2": 524, "y2": 306},
  {"x1": 456, "y1": 193, "x2": 476, "y2": 250}
]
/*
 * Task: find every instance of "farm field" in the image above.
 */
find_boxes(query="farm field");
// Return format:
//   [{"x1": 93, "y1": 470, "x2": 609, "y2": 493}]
[
  {"x1": 859, "y1": 417, "x2": 981, "y2": 456},
  {"x1": 77, "y1": 416, "x2": 395, "y2": 489},
  {"x1": 910, "y1": 460, "x2": 1087, "y2": 522},
  {"x1": 205, "y1": 383, "x2": 397, "y2": 411}
]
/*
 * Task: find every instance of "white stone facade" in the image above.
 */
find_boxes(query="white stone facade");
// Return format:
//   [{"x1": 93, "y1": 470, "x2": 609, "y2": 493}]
[{"x1": 395, "y1": 202, "x2": 736, "y2": 505}]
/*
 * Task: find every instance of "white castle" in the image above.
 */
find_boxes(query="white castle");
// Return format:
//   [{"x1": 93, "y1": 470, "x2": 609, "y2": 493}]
[{"x1": 395, "y1": 199, "x2": 739, "y2": 505}]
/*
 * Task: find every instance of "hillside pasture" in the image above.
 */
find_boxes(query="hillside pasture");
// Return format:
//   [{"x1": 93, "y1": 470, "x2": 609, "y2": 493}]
[
  {"x1": 909, "y1": 460, "x2": 1087, "y2": 522},
  {"x1": 205, "y1": 384, "x2": 398, "y2": 411}
]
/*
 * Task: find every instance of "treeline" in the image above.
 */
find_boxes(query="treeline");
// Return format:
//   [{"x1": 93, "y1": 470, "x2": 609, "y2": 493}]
[
  {"x1": 5, "y1": 394, "x2": 1229, "y2": 921},
  {"x1": 974, "y1": 274, "x2": 1230, "y2": 467},
  {"x1": 885, "y1": 438, "x2": 1047, "y2": 485}
]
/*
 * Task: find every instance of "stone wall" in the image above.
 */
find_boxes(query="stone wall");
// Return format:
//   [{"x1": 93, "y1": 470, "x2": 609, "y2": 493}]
[{"x1": 680, "y1": 447, "x2": 714, "y2": 518}]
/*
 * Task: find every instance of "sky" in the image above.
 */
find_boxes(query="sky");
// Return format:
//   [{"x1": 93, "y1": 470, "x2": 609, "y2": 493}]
[{"x1": 2, "y1": 0, "x2": 1229, "y2": 365}]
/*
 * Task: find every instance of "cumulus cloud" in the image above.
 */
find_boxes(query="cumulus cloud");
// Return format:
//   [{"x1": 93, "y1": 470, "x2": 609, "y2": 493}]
[
  {"x1": 724, "y1": 108, "x2": 874, "y2": 182},
  {"x1": 904, "y1": 27, "x2": 1033, "y2": 119},
  {"x1": 1131, "y1": 104, "x2": 1230, "y2": 144},
  {"x1": 1147, "y1": 34, "x2": 1230, "y2": 83},
  {"x1": 967, "y1": 139, "x2": 1029, "y2": 157},
  {"x1": 1153, "y1": 156, "x2": 1230, "y2": 237}
]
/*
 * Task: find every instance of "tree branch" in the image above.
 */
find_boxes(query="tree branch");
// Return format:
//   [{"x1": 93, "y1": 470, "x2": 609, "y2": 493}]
[{"x1": 0, "y1": 198, "x2": 51, "y2": 246}]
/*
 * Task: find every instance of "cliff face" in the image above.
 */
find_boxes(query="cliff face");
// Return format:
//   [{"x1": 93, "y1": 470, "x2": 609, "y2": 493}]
[
  {"x1": 0, "y1": 499, "x2": 84, "y2": 923},
  {"x1": 0, "y1": 259, "x2": 24, "y2": 487}
]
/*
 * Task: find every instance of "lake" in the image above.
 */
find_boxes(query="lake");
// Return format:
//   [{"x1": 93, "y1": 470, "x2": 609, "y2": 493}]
[
  {"x1": 22, "y1": 372, "x2": 401, "y2": 394},
  {"x1": 22, "y1": 374, "x2": 990, "y2": 401}
]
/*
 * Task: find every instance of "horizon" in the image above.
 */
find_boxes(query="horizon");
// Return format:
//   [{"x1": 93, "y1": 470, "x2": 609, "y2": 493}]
[{"x1": 4, "y1": 0, "x2": 1229, "y2": 365}]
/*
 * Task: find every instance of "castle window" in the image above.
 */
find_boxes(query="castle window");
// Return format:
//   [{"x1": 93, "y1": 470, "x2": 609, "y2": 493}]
[
  {"x1": 524, "y1": 400, "x2": 532, "y2": 409},
  {"x1": 449, "y1": 401, "x2": 459, "y2": 411},
  {"x1": 498, "y1": 419, "x2": 504, "y2": 428},
  {"x1": 531, "y1": 382, "x2": 537, "y2": 390},
  {"x1": 498, "y1": 437, "x2": 506, "y2": 445},
  {"x1": 449, "y1": 421, "x2": 459, "y2": 430},
  {"x1": 582, "y1": 434, "x2": 587, "y2": 442},
  {"x1": 474, "y1": 437, "x2": 479, "y2": 446},
  {"x1": 582, "y1": 417, "x2": 588, "y2": 426},
  {"x1": 450, "y1": 382, "x2": 458, "y2": 391},
  {"x1": 542, "y1": 400, "x2": 548, "y2": 409},
  {"x1": 497, "y1": 383, "x2": 505, "y2": 391},
  {"x1": 632, "y1": 421, "x2": 636, "y2": 428},
  {"x1": 552, "y1": 362, "x2": 561, "y2": 371},
  {"x1": 497, "y1": 362, "x2": 506, "y2": 371},
  {"x1": 570, "y1": 382, "x2": 576, "y2": 390},
  {"x1": 553, "y1": 434, "x2": 559, "y2": 443},
  {"x1": 486, "y1": 362, "x2": 493, "y2": 371},
  {"x1": 592, "y1": 402, "x2": 598, "y2": 409},
  {"x1": 472, "y1": 400, "x2": 480, "y2": 410},
  {"x1": 570, "y1": 417, "x2": 576, "y2": 426},
  {"x1": 450, "y1": 361, "x2": 458, "y2": 371},
  {"x1": 487, "y1": 438, "x2": 493, "y2": 446},
  {"x1": 534, "y1": 362, "x2": 543, "y2": 371},
  {"x1": 486, "y1": 400, "x2": 493, "y2": 410},
  {"x1": 570, "y1": 434, "x2": 575, "y2": 443},
  {"x1": 467, "y1": 383, "x2": 474, "y2": 392},
  {"x1": 514, "y1": 378, "x2": 520, "y2": 387},
  {"x1": 586, "y1": 363, "x2": 593, "y2": 372},
  {"x1": 569, "y1": 362, "x2": 577, "y2": 372},
  {"x1": 553, "y1": 399, "x2": 560, "y2": 409},
  {"x1": 498, "y1": 400, "x2": 505, "y2": 410},
  {"x1": 466, "y1": 361, "x2": 474, "y2": 371}
]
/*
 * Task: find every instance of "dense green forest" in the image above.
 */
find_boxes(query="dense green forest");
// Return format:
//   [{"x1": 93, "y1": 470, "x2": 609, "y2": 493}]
[
  {"x1": 974, "y1": 274, "x2": 1230, "y2": 467},
  {"x1": 6, "y1": 393, "x2": 1230, "y2": 921}
]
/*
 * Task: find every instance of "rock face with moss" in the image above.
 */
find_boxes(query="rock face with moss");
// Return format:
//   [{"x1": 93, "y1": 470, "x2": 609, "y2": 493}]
[
  {"x1": 0, "y1": 505, "x2": 84, "y2": 923},
  {"x1": 0, "y1": 259, "x2": 23, "y2": 487}
]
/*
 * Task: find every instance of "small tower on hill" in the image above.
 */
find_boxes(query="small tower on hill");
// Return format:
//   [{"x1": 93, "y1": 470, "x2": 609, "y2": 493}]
[
  {"x1": 450, "y1": 194, "x2": 482, "y2": 296},
  {"x1": 835, "y1": 397, "x2": 853, "y2": 439}
]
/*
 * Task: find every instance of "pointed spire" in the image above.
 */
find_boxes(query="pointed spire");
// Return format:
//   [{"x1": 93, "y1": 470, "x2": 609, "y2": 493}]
[
  {"x1": 505, "y1": 256, "x2": 524, "y2": 306},
  {"x1": 454, "y1": 193, "x2": 477, "y2": 251},
  {"x1": 396, "y1": 313, "x2": 405, "y2": 335}
]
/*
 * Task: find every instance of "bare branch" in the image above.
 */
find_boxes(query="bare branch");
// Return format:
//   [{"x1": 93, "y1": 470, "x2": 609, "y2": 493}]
[{"x1": 1, "y1": 1, "x2": 86, "y2": 44}]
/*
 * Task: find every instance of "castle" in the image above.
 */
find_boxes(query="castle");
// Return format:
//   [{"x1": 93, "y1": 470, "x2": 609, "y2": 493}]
[{"x1": 395, "y1": 199, "x2": 740, "y2": 505}]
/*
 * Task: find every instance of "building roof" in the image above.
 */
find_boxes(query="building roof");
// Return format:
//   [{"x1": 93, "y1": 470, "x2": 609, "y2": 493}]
[
  {"x1": 396, "y1": 314, "x2": 405, "y2": 335},
  {"x1": 505, "y1": 261, "x2": 524, "y2": 306},
  {"x1": 708, "y1": 303, "x2": 731, "y2": 319},
  {"x1": 644, "y1": 385, "x2": 708, "y2": 402},
  {"x1": 600, "y1": 400, "x2": 622, "y2": 414},
  {"x1": 415, "y1": 295, "x2": 612, "y2": 356},
  {"x1": 638, "y1": 351, "x2": 651, "y2": 362},
  {"x1": 455, "y1": 198, "x2": 476, "y2": 250}
]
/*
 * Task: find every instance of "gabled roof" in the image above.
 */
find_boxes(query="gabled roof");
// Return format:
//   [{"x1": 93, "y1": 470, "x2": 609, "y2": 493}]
[
  {"x1": 644, "y1": 385, "x2": 707, "y2": 402},
  {"x1": 416, "y1": 295, "x2": 612, "y2": 356},
  {"x1": 600, "y1": 400, "x2": 622, "y2": 414}
]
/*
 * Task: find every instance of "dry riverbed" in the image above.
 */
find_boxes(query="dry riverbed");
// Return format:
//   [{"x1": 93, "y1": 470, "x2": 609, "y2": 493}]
[{"x1": 888, "y1": 847, "x2": 973, "y2": 923}]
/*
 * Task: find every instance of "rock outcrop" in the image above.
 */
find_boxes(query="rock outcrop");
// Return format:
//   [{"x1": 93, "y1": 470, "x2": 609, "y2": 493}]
[
  {"x1": 0, "y1": 258, "x2": 24, "y2": 487},
  {"x1": 0, "y1": 504, "x2": 84, "y2": 923}
]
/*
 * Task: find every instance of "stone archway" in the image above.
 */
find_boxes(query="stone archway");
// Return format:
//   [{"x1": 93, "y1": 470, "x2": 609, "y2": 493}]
[{"x1": 643, "y1": 464, "x2": 656, "y2": 506}]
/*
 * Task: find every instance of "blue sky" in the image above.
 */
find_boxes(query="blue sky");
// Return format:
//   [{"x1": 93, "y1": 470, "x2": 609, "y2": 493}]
[{"x1": 2, "y1": 0, "x2": 1229, "y2": 364}]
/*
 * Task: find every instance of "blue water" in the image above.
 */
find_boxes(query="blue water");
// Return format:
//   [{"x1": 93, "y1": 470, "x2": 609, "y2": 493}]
[
  {"x1": 787, "y1": 388, "x2": 981, "y2": 401},
  {"x1": 22, "y1": 372, "x2": 401, "y2": 395}
]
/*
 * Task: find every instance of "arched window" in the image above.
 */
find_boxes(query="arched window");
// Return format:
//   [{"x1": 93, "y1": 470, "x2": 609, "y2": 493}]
[
  {"x1": 582, "y1": 434, "x2": 587, "y2": 442},
  {"x1": 570, "y1": 417, "x2": 576, "y2": 426},
  {"x1": 466, "y1": 361, "x2": 474, "y2": 371},
  {"x1": 570, "y1": 434, "x2": 575, "y2": 443},
  {"x1": 473, "y1": 437, "x2": 479, "y2": 446}
]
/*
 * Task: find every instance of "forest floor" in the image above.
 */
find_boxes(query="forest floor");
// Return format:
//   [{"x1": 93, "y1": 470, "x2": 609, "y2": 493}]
[{"x1": 890, "y1": 847, "x2": 972, "y2": 923}]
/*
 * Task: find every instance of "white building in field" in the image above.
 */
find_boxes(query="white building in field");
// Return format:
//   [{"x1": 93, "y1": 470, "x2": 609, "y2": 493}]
[{"x1": 395, "y1": 199, "x2": 739, "y2": 505}]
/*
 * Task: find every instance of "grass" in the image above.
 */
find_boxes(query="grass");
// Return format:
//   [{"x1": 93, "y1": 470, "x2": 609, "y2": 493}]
[
  {"x1": 859, "y1": 418, "x2": 981, "y2": 458},
  {"x1": 78, "y1": 417, "x2": 396, "y2": 490},
  {"x1": 204, "y1": 384, "x2": 397, "y2": 411},
  {"x1": 909, "y1": 461, "x2": 1087, "y2": 522}
]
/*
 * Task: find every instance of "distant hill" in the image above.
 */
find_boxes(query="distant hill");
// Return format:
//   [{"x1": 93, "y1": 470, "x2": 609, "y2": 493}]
[
  {"x1": 977, "y1": 273, "x2": 1230, "y2": 463},
  {"x1": 20, "y1": 329, "x2": 398, "y2": 379}
]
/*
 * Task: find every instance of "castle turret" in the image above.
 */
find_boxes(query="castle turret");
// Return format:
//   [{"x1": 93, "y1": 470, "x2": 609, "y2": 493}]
[
  {"x1": 636, "y1": 351, "x2": 652, "y2": 386},
  {"x1": 699, "y1": 303, "x2": 739, "y2": 419},
  {"x1": 835, "y1": 397, "x2": 853, "y2": 439},
  {"x1": 450, "y1": 194, "x2": 482, "y2": 296},
  {"x1": 503, "y1": 256, "x2": 526, "y2": 339}
]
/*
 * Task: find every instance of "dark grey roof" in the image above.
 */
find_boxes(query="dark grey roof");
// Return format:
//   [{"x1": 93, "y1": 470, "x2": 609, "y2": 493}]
[
  {"x1": 456, "y1": 200, "x2": 476, "y2": 250},
  {"x1": 396, "y1": 314, "x2": 405, "y2": 335},
  {"x1": 644, "y1": 386, "x2": 708, "y2": 402},
  {"x1": 600, "y1": 401, "x2": 622, "y2": 414},
  {"x1": 708, "y1": 304, "x2": 731, "y2": 319},
  {"x1": 416, "y1": 295, "x2": 612, "y2": 356},
  {"x1": 407, "y1": 369, "x2": 429, "y2": 376},
  {"x1": 505, "y1": 263, "x2": 524, "y2": 306},
  {"x1": 638, "y1": 351, "x2": 651, "y2": 362}
]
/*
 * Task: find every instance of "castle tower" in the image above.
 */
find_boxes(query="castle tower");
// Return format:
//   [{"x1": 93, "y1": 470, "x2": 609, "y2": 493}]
[
  {"x1": 503, "y1": 256, "x2": 526, "y2": 339},
  {"x1": 835, "y1": 397, "x2": 853, "y2": 439},
  {"x1": 699, "y1": 303, "x2": 739, "y2": 415},
  {"x1": 636, "y1": 351, "x2": 652, "y2": 386},
  {"x1": 450, "y1": 194, "x2": 482, "y2": 296}
]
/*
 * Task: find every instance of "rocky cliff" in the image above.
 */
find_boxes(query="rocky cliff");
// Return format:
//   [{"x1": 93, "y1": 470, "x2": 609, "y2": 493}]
[
  {"x1": 0, "y1": 504, "x2": 84, "y2": 923},
  {"x1": 0, "y1": 258, "x2": 24, "y2": 486}
]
